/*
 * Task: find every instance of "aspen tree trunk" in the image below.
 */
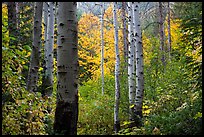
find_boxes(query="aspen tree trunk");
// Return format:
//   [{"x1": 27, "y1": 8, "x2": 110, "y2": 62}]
[
  {"x1": 27, "y1": 2, "x2": 43, "y2": 92},
  {"x1": 15, "y1": 2, "x2": 20, "y2": 29},
  {"x1": 15, "y1": 2, "x2": 21, "y2": 42},
  {"x1": 167, "y1": 2, "x2": 171, "y2": 60},
  {"x1": 127, "y1": 2, "x2": 135, "y2": 121},
  {"x1": 101, "y1": 2, "x2": 105, "y2": 95},
  {"x1": 113, "y1": 2, "x2": 120, "y2": 133},
  {"x1": 7, "y1": 2, "x2": 17, "y2": 46},
  {"x1": 159, "y1": 2, "x2": 165, "y2": 66},
  {"x1": 42, "y1": 2, "x2": 55, "y2": 97},
  {"x1": 43, "y1": 2, "x2": 48, "y2": 47},
  {"x1": 54, "y1": 2, "x2": 78, "y2": 135},
  {"x1": 42, "y1": 2, "x2": 48, "y2": 96},
  {"x1": 121, "y1": 2, "x2": 128, "y2": 68},
  {"x1": 133, "y1": 2, "x2": 144, "y2": 127},
  {"x1": 132, "y1": 3, "x2": 136, "y2": 95}
]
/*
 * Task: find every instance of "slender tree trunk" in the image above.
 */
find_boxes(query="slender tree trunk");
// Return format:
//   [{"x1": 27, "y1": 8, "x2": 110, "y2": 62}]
[
  {"x1": 15, "y1": 2, "x2": 21, "y2": 43},
  {"x1": 15, "y1": 2, "x2": 21, "y2": 30},
  {"x1": 43, "y1": 2, "x2": 48, "y2": 48},
  {"x1": 42, "y1": 2, "x2": 48, "y2": 96},
  {"x1": 159, "y1": 2, "x2": 165, "y2": 66},
  {"x1": 133, "y1": 2, "x2": 144, "y2": 127},
  {"x1": 101, "y1": 2, "x2": 105, "y2": 95},
  {"x1": 132, "y1": 3, "x2": 136, "y2": 97},
  {"x1": 42, "y1": 2, "x2": 55, "y2": 97},
  {"x1": 127, "y1": 2, "x2": 135, "y2": 122},
  {"x1": 7, "y1": 2, "x2": 17, "y2": 46},
  {"x1": 54, "y1": 2, "x2": 78, "y2": 135},
  {"x1": 113, "y1": 2, "x2": 120, "y2": 133},
  {"x1": 121, "y1": 2, "x2": 128, "y2": 69},
  {"x1": 27, "y1": 2, "x2": 43, "y2": 92},
  {"x1": 167, "y1": 2, "x2": 171, "y2": 60}
]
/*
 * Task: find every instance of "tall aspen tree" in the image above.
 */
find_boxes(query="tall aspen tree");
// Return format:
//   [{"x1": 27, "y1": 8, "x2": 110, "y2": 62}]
[
  {"x1": 113, "y1": 2, "x2": 120, "y2": 133},
  {"x1": 121, "y1": 2, "x2": 128, "y2": 68},
  {"x1": 7, "y1": 2, "x2": 17, "y2": 41},
  {"x1": 27, "y1": 2, "x2": 43, "y2": 92},
  {"x1": 54, "y1": 2, "x2": 78, "y2": 135},
  {"x1": 42, "y1": 2, "x2": 48, "y2": 95},
  {"x1": 159, "y1": 2, "x2": 165, "y2": 66},
  {"x1": 42, "y1": 2, "x2": 55, "y2": 96},
  {"x1": 127, "y1": 2, "x2": 135, "y2": 121},
  {"x1": 133, "y1": 2, "x2": 144, "y2": 127}
]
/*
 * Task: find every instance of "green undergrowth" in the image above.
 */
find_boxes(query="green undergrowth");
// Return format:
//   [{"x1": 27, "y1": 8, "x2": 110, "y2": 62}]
[
  {"x1": 78, "y1": 58, "x2": 202, "y2": 135},
  {"x1": 77, "y1": 74, "x2": 129, "y2": 135},
  {"x1": 2, "y1": 89, "x2": 56, "y2": 135}
]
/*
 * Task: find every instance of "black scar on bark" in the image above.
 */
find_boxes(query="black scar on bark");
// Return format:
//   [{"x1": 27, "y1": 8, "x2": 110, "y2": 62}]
[
  {"x1": 54, "y1": 100, "x2": 78, "y2": 135},
  {"x1": 114, "y1": 120, "x2": 120, "y2": 133}
]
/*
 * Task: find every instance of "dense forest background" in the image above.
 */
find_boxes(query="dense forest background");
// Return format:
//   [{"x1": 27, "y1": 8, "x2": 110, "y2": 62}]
[{"x1": 2, "y1": 2, "x2": 202, "y2": 135}]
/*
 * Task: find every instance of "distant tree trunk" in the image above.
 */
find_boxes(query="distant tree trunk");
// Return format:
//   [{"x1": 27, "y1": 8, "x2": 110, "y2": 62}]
[
  {"x1": 7, "y1": 2, "x2": 17, "y2": 46},
  {"x1": 42, "y1": 2, "x2": 48, "y2": 96},
  {"x1": 127, "y1": 2, "x2": 135, "y2": 122},
  {"x1": 113, "y1": 2, "x2": 120, "y2": 133},
  {"x1": 101, "y1": 2, "x2": 105, "y2": 95},
  {"x1": 167, "y1": 2, "x2": 171, "y2": 60},
  {"x1": 121, "y1": 2, "x2": 128, "y2": 69},
  {"x1": 159, "y1": 2, "x2": 165, "y2": 66},
  {"x1": 132, "y1": 2, "x2": 144, "y2": 127},
  {"x1": 27, "y1": 2, "x2": 43, "y2": 92},
  {"x1": 15, "y1": 2, "x2": 21, "y2": 30},
  {"x1": 42, "y1": 2, "x2": 55, "y2": 97},
  {"x1": 43, "y1": 2, "x2": 48, "y2": 47},
  {"x1": 54, "y1": 2, "x2": 78, "y2": 135}
]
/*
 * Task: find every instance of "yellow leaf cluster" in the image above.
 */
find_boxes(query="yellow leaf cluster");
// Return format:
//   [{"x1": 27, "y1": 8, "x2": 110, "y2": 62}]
[
  {"x1": 2, "y1": 4, "x2": 8, "y2": 18},
  {"x1": 142, "y1": 34, "x2": 152, "y2": 65},
  {"x1": 164, "y1": 19, "x2": 182, "y2": 51}
]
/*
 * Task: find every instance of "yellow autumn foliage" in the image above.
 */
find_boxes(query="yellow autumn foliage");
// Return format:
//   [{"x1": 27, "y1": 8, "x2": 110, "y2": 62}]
[
  {"x1": 78, "y1": 4, "x2": 123, "y2": 80},
  {"x1": 164, "y1": 18, "x2": 182, "y2": 51}
]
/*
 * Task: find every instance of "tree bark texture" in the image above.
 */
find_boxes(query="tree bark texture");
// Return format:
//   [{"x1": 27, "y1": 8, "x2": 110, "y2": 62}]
[
  {"x1": 122, "y1": 2, "x2": 128, "y2": 68},
  {"x1": 113, "y1": 2, "x2": 120, "y2": 133},
  {"x1": 43, "y1": 2, "x2": 48, "y2": 45},
  {"x1": 42, "y1": 2, "x2": 55, "y2": 97},
  {"x1": 7, "y1": 2, "x2": 17, "y2": 46},
  {"x1": 132, "y1": 2, "x2": 144, "y2": 127},
  {"x1": 54, "y1": 2, "x2": 78, "y2": 135},
  {"x1": 127, "y1": 2, "x2": 135, "y2": 121},
  {"x1": 42, "y1": 2, "x2": 48, "y2": 96},
  {"x1": 27, "y1": 2, "x2": 43, "y2": 92},
  {"x1": 159, "y1": 2, "x2": 165, "y2": 66}
]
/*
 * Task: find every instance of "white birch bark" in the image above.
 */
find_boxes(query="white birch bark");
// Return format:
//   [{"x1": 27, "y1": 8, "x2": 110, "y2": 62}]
[
  {"x1": 43, "y1": 2, "x2": 48, "y2": 45},
  {"x1": 113, "y1": 2, "x2": 120, "y2": 133},
  {"x1": 54, "y1": 2, "x2": 78, "y2": 135},
  {"x1": 27, "y1": 2, "x2": 43, "y2": 92},
  {"x1": 133, "y1": 2, "x2": 144, "y2": 126},
  {"x1": 122, "y1": 2, "x2": 128, "y2": 68},
  {"x1": 43, "y1": 2, "x2": 55, "y2": 96},
  {"x1": 101, "y1": 2, "x2": 105, "y2": 95},
  {"x1": 127, "y1": 2, "x2": 135, "y2": 121}
]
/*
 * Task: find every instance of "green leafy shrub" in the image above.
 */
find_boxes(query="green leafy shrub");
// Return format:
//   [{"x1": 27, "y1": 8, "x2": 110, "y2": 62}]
[
  {"x1": 78, "y1": 74, "x2": 130, "y2": 135},
  {"x1": 2, "y1": 89, "x2": 56, "y2": 135}
]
